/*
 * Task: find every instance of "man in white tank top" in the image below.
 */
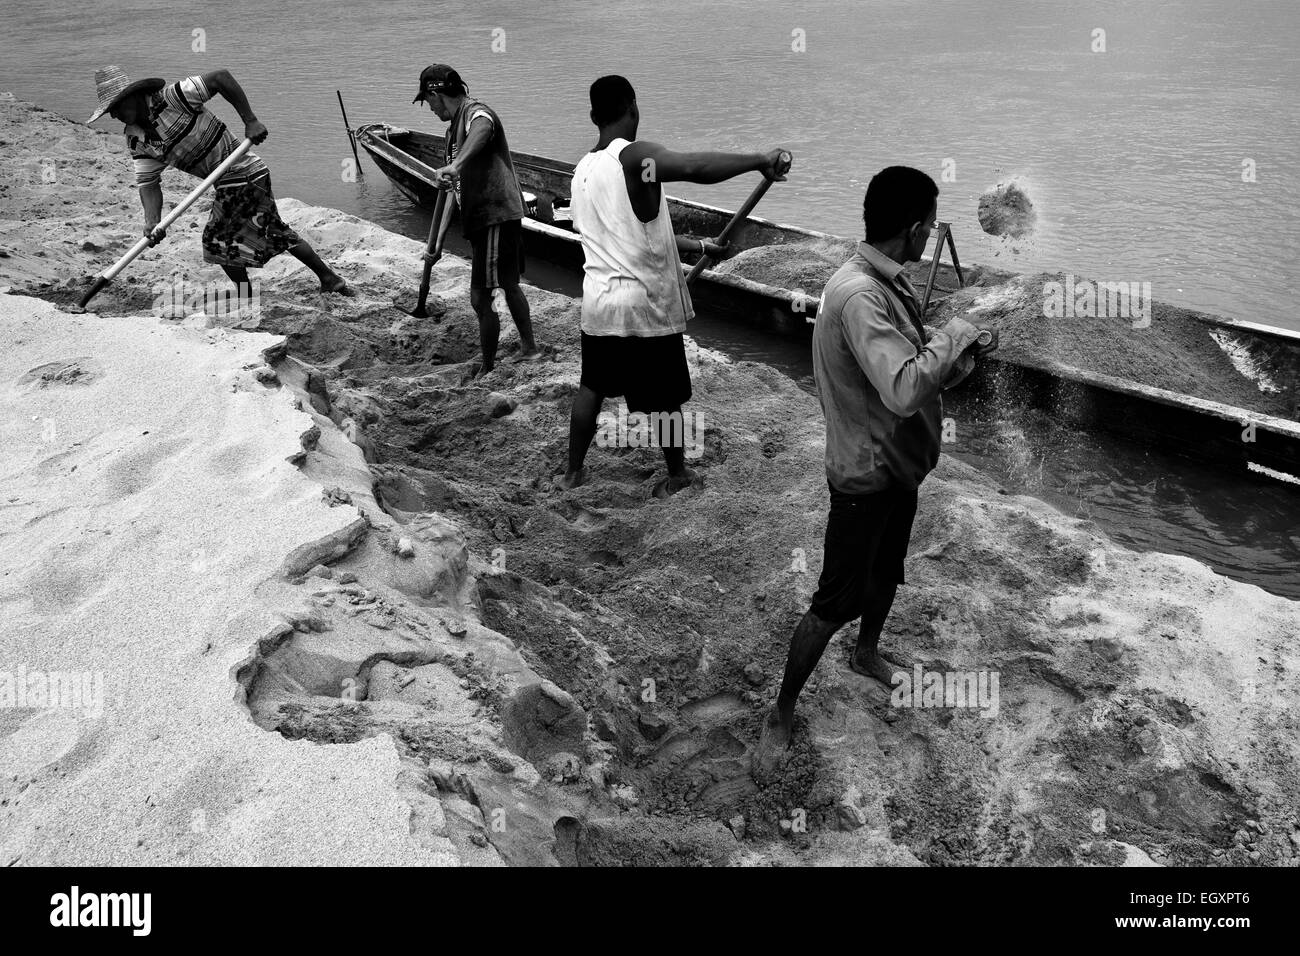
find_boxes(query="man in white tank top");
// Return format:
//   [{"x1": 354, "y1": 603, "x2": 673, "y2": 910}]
[{"x1": 556, "y1": 75, "x2": 790, "y2": 496}]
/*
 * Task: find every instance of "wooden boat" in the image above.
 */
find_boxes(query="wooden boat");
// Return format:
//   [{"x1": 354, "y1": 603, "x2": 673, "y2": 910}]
[
  {"x1": 354, "y1": 123, "x2": 840, "y2": 332},
  {"x1": 353, "y1": 122, "x2": 1300, "y2": 480}
]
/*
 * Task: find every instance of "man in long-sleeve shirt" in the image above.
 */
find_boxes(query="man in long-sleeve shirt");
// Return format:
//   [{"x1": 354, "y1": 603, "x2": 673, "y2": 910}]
[{"x1": 753, "y1": 165, "x2": 997, "y2": 777}]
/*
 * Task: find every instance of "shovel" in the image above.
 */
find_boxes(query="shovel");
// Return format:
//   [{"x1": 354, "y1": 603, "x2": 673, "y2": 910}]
[
  {"x1": 397, "y1": 185, "x2": 455, "y2": 317},
  {"x1": 78, "y1": 138, "x2": 254, "y2": 309},
  {"x1": 685, "y1": 150, "x2": 792, "y2": 285}
]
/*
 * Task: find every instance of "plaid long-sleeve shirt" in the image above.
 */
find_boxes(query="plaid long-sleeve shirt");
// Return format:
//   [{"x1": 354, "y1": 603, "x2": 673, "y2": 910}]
[{"x1": 125, "y1": 75, "x2": 267, "y2": 188}]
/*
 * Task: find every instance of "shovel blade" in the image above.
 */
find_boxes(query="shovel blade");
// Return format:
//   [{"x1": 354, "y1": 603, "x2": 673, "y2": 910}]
[
  {"x1": 395, "y1": 268, "x2": 437, "y2": 317},
  {"x1": 77, "y1": 275, "x2": 110, "y2": 309},
  {"x1": 394, "y1": 288, "x2": 431, "y2": 317}
]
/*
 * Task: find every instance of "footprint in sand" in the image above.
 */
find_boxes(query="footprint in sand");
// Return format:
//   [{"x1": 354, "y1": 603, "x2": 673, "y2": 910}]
[
  {"x1": 642, "y1": 694, "x2": 762, "y2": 811},
  {"x1": 678, "y1": 691, "x2": 748, "y2": 724},
  {"x1": 14, "y1": 356, "x2": 103, "y2": 391},
  {"x1": 0, "y1": 709, "x2": 91, "y2": 777},
  {"x1": 550, "y1": 499, "x2": 611, "y2": 532},
  {"x1": 582, "y1": 549, "x2": 623, "y2": 568},
  {"x1": 95, "y1": 432, "x2": 192, "y2": 501}
]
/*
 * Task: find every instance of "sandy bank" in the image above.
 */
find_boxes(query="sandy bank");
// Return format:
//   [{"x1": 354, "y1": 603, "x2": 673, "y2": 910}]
[
  {"x1": 0, "y1": 294, "x2": 461, "y2": 865},
  {"x1": 2, "y1": 97, "x2": 1299, "y2": 867}
]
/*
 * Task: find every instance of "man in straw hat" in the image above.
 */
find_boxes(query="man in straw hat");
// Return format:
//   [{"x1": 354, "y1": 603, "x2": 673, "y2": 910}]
[
  {"x1": 87, "y1": 65, "x2": 351, "y2": 305},
  {"x1": 413, "y1": 64, "x2": 538, "y2": 373}
]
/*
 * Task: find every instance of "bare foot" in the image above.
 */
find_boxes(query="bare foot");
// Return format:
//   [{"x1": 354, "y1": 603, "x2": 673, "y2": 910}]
[
  {"x1": 751, "y1": 707, "x2": 793, "y2": 782},
  {"x1": 321, "y1": 274, "x2": 354, "y2": 296},
  {"x1": 553, "y1": 468, "x2": 586, "y2": 490},
  {"x1": 651, "y1": 467, "x2": 701, "y2": 499},
  {"x1": 514, "y1": 347, "x2": 543, "y2": 363},
  {"x1": 849, "y1": 647, "x2": 907, "y2": 686}
]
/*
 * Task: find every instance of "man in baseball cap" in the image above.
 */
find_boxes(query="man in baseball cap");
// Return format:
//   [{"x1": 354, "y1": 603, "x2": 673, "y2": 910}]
[
  {"x1": 411, "y1": 64, "x2": 464, "y2": 105},
  {"x1": 413, "y1": 63, "x2": 538, "y2": 373}
]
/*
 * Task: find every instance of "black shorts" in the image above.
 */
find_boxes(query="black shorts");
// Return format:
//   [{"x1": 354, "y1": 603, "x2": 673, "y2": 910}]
[
  {"x1": 466, "y1": 219, "x2": 525, "y2": 289},
  {"x1": 580, "y1": 331, "x2": 692, "y2": 413},
  {"x1": 808, "y1": 485, "x2": 919, "y2": 624}
]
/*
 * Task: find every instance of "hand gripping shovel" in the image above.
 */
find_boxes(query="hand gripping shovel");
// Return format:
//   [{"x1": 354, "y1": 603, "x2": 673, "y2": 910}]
[
  {"x1": 77, "y1": 138, "x2": 254, "y2": 309},
  {"x1": 398, "y1": 186, "x2": 455, "y2": 317}
]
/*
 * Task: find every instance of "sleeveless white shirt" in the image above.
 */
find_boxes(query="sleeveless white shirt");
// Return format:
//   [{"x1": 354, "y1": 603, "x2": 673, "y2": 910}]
[{"x1": 570, "y1": 138, "x2": 693, "y2": 336}]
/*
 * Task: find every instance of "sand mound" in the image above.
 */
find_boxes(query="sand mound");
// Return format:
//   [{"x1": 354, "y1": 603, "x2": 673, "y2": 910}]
[
  {"x1": 709, "y1": 234, "x2": 1291, "y2": 418},
  {"x1": 931, "y1": 275, "x2": 1291, "y2": 415},
  {"x1": 709, "y1": 236, "x2": 855, "y2": 293}
]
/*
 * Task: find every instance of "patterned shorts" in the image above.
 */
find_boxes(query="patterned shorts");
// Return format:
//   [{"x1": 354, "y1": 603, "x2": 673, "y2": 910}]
[{"x1": 202, "y1": 172, "x2": 301, "y2": 268}]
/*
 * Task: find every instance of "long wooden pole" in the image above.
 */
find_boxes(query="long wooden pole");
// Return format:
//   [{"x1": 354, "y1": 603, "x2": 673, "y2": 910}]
[
  {"x1": 78, "y1": 138, "x2": 254, "y2": 308},
  {"x1": 337, "y1": 90, "x2": 362, "y2": 177},
  {"x1": 685, "y1": 150, "x2": 792, "y2": 285}
]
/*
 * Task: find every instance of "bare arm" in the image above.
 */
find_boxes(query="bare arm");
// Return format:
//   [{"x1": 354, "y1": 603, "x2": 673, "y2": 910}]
[
  {"x1": 434, "y1": 117, "x2": 492, "y2": 187},
  {"x1": 449, "y1": 117, "x2": 492, "y2": 172},
  {"x1": 200, "y1": 69, "x2": 267, "y2": 143},
  {"x1": 139, "y1": 181, "x2": 165, "y2": 244},
  {"x1": 674, "y1": 235, "x2": 729, "y2": 258},
  {"x1": 622, "y1": 141, "x2": 786, "y2": 185},
  {"x1": 139, "y1": 181, "x2": 163, "y2": 226},
  {"x1": 618, "y1": 141, "x2": 789, "y2": 224},
  {"x1": 675, "y1": 235, "x2": 703, "y2": 255}
]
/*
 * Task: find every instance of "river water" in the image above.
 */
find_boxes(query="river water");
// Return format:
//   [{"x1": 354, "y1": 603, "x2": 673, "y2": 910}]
[{"x1": 5, "y1": 0, "x2": 1299, "y2": 330}]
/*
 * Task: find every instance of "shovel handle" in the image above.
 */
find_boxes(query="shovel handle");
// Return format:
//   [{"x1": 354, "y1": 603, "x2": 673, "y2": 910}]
[
  {"x1": 79, "y1": 138, "x2": 255, "y2": 308},
  {"x1": 686, "y1": 150, "x2": 791, "y2": 286},
  {"x1": 415, "y1": 189, "x2": 455, "y2": 304}
]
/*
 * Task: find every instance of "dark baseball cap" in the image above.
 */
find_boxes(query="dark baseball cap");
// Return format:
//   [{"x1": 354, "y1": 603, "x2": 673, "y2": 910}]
[{"x1": 412, "y1": 64, "x2": 464, "y2": 103}]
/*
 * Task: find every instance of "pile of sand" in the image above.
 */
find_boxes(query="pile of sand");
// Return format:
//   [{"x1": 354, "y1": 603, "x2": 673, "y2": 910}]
[
  {"x1": 709, "y1": 236, "x2": 854, "y2": 293},
  {"x1": 709, "y1": 233, "x2": 1292, "y2": 419},
  {"x1": 931, "y1": 276, "x2": 1293, "y2": 416},
  {"x1": 4, "y1": 96, "x2": 1299, "y2": 867}
]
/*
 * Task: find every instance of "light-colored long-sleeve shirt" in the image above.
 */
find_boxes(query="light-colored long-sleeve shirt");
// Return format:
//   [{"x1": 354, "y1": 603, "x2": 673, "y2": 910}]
[{"x1": 813, "y1": 241, "x2": 980, "y2": 493}]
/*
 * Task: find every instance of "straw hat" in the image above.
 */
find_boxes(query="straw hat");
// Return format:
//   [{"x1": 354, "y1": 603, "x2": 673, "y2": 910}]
[{"x1": 87, "y1": 65, "x2": 163, "y2": 124}]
